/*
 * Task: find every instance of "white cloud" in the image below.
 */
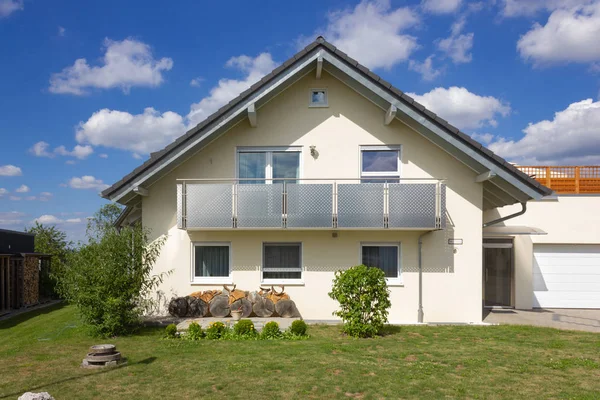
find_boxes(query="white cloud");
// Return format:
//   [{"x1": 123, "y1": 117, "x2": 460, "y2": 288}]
[
  {"x1": 76, "y1": 107, "x2": 186, "y2": 154},
  {"x1": 319, "y1": 0, "x2": 420, "y2": 70},
  {"x1": 0, "y1": 0, "x2": 23, "y2": 17},
  {"x1": 0, "y1": 211, "x2": 25, "y2": 226},
  {"x1": 407, "y1": 86, "x2": 510, "y2": 130},
  {"x1": 25, "y1": 192, "x2": 53, "y2": 202},
  {"x1": 190, "y1": 77, "x2": 204, "y2": 87},
  {"x1": 15, "y1": 184, "x2": 29, "y2": 193},
  {"x1": 408, "y1": 55, "x2": 443, "y2": 81},
  {"x1": 517, "y1": 2, "x2": 600, "y2": 65},
  {"x1": 29, "y1": 141, "x2": 94, "y2": 159},
  {"x1": 437, "y1": 17, "x2": 474, "y2": 64},
  {"x1": 489, "y1": 99, "x2": 600, "y2": 164},
  {"x1": 187, "y1": 53, "x2": 277, "y2": 127},
  {"x1": 422, "y1": 0, "x2": 462, "y2": 14},
  {"x1": 65, "y1": 218, "x2": 82, "y2": 223},
  {"x1": 500, "y1": 0, "x2": 588, "y2": 17},
  {"x1": 58, "y1": 26, "x2": 66, "y2": 36},
  {"x1": 99, "y1": 153, "x2": 108, "y2": 158},
  {"x1": 470, "y1": 132, "x2": 495, "y2": 144},
  {"x1": 9, "y1": 196, "x2": 21, "y2": 201},
  {"x1": 67, "y1": 176, "x2": 110, "y2": 191},
  {"x1": 0, "y1": 188, "x2": 8, "y2": 197},
  {"x1": 33, "y1": 214, "x2": 84, "y2": 225},
  {"x1": 49, "y1": 38, "x2": 174, "y2": 95},
  {"x1": 0, "y1": 165, "x2": 22, "y2": 176}
]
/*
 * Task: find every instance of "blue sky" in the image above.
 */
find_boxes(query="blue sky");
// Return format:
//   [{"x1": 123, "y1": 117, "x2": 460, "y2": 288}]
[{"x1": 1, "y1": 0, "x2": 600, "y2": 240}]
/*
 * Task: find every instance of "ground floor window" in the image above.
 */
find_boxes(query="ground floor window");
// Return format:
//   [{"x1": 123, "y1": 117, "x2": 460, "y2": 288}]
[
  {"x1": 262, "y1": 243, "x2": 302, "y2": 282},
  {"x1": 192, "y1": 242, "x2": 231, "y2": 283},
  {"x1": 361, "y1": 243, "x2": 401, "y2": 280}
]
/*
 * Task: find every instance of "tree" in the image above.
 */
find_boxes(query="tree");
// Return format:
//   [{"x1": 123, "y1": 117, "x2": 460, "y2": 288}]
[
  {"x1": 86, "y1": 203, "x2": 123, "y2": 240},
  {"x1": 60, "y1": 204, "x2": 166, "y2": 337},
  {"x1": 25, "y1": 222, "x2": 72, "y2": 298}
]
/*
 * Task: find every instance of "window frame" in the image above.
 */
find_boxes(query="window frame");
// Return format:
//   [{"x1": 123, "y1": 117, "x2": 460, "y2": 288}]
[
  {"x1": 190, "y1": 241, "x2": 233, "y2": 285},
  {"x1": 236, "y1": 146, "x2": 303, "y2": 184},
  {"x1": 309, "y1": 88, "x2": 328, "y2": 108},
  {"x1": 360, "y1": 242, "x2": 403, "y2": 286},
  {"x1": 359, "y1": 145, "x2": 402, "y2": 181},
  {"x1": 261, "y1": 242, "x2": 304, "y2": 285}
]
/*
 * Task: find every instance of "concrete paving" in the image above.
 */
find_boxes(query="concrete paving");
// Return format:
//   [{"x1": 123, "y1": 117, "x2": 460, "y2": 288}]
[
  {"x1": 176, "y1": 317, "x2": 299, "y2": 332},
  {"x1": 483, "y1": 308, "x2": 600, "y2": 333}
]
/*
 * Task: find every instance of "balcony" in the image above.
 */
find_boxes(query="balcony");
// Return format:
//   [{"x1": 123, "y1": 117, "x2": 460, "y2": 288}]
[{"x1": 176, "y1": 178, "x2": 446, "y2": 230}]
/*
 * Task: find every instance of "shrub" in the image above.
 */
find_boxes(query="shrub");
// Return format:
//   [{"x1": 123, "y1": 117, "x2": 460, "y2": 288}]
[
  {"x1": 234, "y1": 319, "x2": 257, "y2": 336},
  {"x1": 165, "y1": 323, "x2": 178, "y2": 339},
  {"x1": 186, "y1": 322, "x2": 203, "y2": 340},
  {"x1": 206, "y1": 321, "x2": 227, "y2": 339},
  {"x1": 328, "y1": 265, "x2": 391, "y2": 338},
  {"x1": 289, "y1": 320, "x2": 308, "y2": 336},
  {"x1": 262, "y1": 321, "x2": 281, "y2": 339}
]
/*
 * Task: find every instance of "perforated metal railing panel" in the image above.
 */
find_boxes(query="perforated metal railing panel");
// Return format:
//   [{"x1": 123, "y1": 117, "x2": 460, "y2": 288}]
[
  {"x1": 186, "y1": 184, "x2": 233, "y2": 228},
  {"x1": 176, "y1": 184, "x2": 183, "y2": 228},
  {"x1": 337, "y1": 183, "x2": 385, "y2": 228},
  {"x1": 388, "y1": 183, "x2": 436, "y2": 228},
  {"x1": 286, "y1": 183, "x2": 333, "y2": 228},
  {"x1": 236, "y1": 184, "x2": 283, "y2": 228},
  {"x1": 440, "y1": 184, "x2": 447, "y2": 228}
]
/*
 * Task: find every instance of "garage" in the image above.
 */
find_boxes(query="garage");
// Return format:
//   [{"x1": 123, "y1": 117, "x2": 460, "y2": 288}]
[{"x1": 533, "y1": 244, "x2": 600, "y2": 308}]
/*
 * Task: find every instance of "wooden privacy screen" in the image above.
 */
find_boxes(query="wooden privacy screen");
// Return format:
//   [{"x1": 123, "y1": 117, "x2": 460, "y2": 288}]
[{"x1": 516, "y1": 166, "x2": 600, "y2": 194}]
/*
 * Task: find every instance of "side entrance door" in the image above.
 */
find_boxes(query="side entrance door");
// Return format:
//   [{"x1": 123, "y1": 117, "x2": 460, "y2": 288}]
[{"x1": 483, "y1": 238, "x2": 513, "y2": 308}]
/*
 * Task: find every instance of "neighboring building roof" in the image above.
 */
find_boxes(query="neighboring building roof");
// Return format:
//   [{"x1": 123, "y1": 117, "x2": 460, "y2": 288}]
[
  {"x1": 102, "y1": 36, "x2": 552, "y2": 209},
  {"x1": 0, "y1": 229, "x2": 35, "y2": 255}
]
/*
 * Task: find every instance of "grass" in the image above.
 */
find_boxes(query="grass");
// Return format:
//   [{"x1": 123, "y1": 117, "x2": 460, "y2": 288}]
[{"x1": 1, "y1": 304, "x2": 599, "y2": 399}]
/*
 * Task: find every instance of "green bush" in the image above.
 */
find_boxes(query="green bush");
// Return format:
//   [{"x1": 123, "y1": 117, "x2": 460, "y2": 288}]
[
  {"x1": 206, "y1": 321, "x2": 227, "y2": 339},
  {"x1": 186, "y1": 322, "x2": 203, "y2": 340},
  {"x1": 234, "y1": 319, "x2": 257, "y2": 336},
  {"x1": 165, "y1": 323, "x2": 178, "y2": 339},
  {"x1": 262, "y1": 321, "x2": 281, "y2": 339},
  {"x1": 328, "y1": 265, "x2": 391, "y2": 338},
  {"x1": 289, "y1": 320, "x2": 308, "y2": 336}
]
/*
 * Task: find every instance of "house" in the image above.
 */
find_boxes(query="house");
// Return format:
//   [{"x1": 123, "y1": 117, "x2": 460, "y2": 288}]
[{"x1": 102, "y1": 36, "x2": 600, "y2": 324}]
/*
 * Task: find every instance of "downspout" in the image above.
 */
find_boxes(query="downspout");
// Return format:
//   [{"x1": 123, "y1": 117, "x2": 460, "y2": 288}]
[
  {"x1": 483, "y1": 202, "x2": 527, "y2": 228},
  {"x1": 417, "y1": 230, "x2": 434, "y2": 323}
]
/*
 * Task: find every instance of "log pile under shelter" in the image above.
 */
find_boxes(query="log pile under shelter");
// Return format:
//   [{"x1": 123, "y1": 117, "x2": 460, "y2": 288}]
[{"x1": 168, "y1": 285, "x2": 300, "y2": 318}]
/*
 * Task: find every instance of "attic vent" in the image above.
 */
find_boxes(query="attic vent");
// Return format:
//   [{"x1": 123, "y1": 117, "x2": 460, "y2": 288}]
[{"x1": 309, "y1": 88, "x2": 328, "y2": 107}]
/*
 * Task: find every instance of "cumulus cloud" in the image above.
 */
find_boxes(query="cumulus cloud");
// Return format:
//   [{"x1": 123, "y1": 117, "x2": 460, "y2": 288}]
[
  {"x1": 422, "y1": 0, "x2": 462, "y2": 14},
  {"x1": 407, "y1": 87, "x2": 510, "y2": 130},
  {"x1": 408, "y1": 55, "x2": 443, "y2": 81},
  {"x1": 33, "y1": 214, "x2": 83, "y2": 225},
  {"x1": 0, "y1": 0, "x2": 23, "y2": 17},
  {"x1": 0, "y1": 188, "x2": 8, "y2": 197},
  {"x1": 29, "y1": 141, "x2": 94, "y2": 159},
  {"x1": 318, "y1": 0, "x2": 419, "y2": 70},
  {"x1": 517, "y1": 2, "x2": 600, "y2": 65},
  {"x1": 15, "y1": 184, "x2": 29, "y2": 193},
  {"x1": 437, "y1": 17, "x2": 474, "y2": 64},
  {"x1": 0, "y1": 211, "x2": 25, "y2": 226},
  {"x1": 49, "y1": 38, "x2": 173, "y2": 95},
  {"x1": 470, "y1": 132, "x2": 495, "y2": 145},
  {"x1": 67, "y1": 176, "x2": 110, "y2": 191},
  {"x1": 190, "y1": 77, "x2": 204, "y2": 87},
  {"x1": 0, "y1": 165, "x2": 22, "y2": 176},
  {"x1": 489, "y1": 99, "x2": 600, "y2": 164}
]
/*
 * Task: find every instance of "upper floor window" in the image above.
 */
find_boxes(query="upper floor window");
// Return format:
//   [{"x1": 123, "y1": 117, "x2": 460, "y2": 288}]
[
  {"x1": 309, "y1": 89, "x2": 328, "y2": 107},
  {"x1": 237, "y1": 147, "x2": 301, "y2": 184},
  {"x1": 360, "y1": 145, "x2": 401, "y2": 183}
]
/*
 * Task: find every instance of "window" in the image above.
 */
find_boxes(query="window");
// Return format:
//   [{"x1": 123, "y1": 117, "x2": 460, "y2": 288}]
[
  {"x1": 360, "y1": 145, "x2": 401, "y2": 183},
  {"x1": 262, "y1": 243, "x2": 302, "y2": 282},
  {"x1": 361, "y1": 243, "x2": 401, "y2": 281},
  {"x1": 237, "y1": 147, "x2": 300, "y2": 184},
  {"x1": 192, "y1": 243, "x2": 231, "y2": 283},
  {"x1": 309, "y1": 88, "x2": 328, "y2": 107}
]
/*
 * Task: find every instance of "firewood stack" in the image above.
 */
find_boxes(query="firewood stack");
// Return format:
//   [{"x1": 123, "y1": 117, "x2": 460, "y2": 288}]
[{"x1": 168, "y1": 285, "x2": 301, "y2": 318}]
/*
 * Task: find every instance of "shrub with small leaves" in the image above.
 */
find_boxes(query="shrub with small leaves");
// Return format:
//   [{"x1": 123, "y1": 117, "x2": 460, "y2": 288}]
[
  {"x1": 165, "y1": 323, "x2": 178, "y2": 339},
  {"x1": 234, "y1": 319, "x2": 256, "y2": 337},
  {"x1": 262, "y1": 321, "x2": 281, "y2": 339},
  {"x1": 186, "y1": 322, "x2": 203, "y2": 340},
  {"x1": 289, "y1": 320, "x2": 308, "y2": 336},
  {"x1": 328, "y1": 264, "x2": 391, "y2": 338},
  {"x1": 206, "y1": 321, "x2": 227, "y2": 340}
]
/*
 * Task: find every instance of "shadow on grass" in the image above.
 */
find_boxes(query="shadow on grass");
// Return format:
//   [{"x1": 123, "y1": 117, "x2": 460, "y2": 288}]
[
  {"x1": 380, "y1": 325, "x2": 403, "y2": 336},
  {"x1": 0, "y1": 357, "x2": 157, "y2": 399},
  {"x1": 0, "y1": 302, "x2": 66, "y2": 330}
]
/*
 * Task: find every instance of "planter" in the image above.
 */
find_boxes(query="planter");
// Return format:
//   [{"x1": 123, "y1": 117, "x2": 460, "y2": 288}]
[{"x1": 231, "y1": 310, "x2": 242, "y2": 321}]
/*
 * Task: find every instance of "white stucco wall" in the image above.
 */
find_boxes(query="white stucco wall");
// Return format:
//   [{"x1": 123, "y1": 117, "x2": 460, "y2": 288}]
[
  {"x1": 143, "y1": 70, "x2": 484, "y2": 323},
  {"x1": 483, "y1": 195, "x2": 600, "y2": 308}
]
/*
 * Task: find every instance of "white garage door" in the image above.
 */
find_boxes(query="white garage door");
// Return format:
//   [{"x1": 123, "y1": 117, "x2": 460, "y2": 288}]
[{"x1": 533, "y1": 244, "x2": 600, "y2": 308}]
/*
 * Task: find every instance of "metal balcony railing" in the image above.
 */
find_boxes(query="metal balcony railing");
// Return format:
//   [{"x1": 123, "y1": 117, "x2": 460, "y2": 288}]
[{"x1": 176, "y1": 178, "x2": 446, "y2": 230}]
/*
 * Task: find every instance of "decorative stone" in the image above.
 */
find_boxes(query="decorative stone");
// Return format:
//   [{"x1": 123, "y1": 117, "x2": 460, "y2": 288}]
[{"x1": 18, "y1": 392, "x2": 55, "y2": 400}]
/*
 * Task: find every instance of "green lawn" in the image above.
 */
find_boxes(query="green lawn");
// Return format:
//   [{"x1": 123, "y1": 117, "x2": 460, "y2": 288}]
[{"x1": 1, "y1": 304, "x2": 599, "y2": 399}]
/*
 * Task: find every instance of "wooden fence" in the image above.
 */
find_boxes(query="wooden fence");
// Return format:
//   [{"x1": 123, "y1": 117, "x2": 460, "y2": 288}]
[{"x1": 516, "y1": 166, "x2": 600, "y2": 194}]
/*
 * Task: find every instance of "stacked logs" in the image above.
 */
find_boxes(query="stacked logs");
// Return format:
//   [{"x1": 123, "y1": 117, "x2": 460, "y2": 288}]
[{"x1": 167, "y1": 285, "x2": 300, "y2": 318}]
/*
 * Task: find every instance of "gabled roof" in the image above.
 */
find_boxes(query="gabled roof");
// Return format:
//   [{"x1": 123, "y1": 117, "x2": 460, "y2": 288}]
[{"x1": 102, "y1": 36, "x2": 552, "y2": 209}]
